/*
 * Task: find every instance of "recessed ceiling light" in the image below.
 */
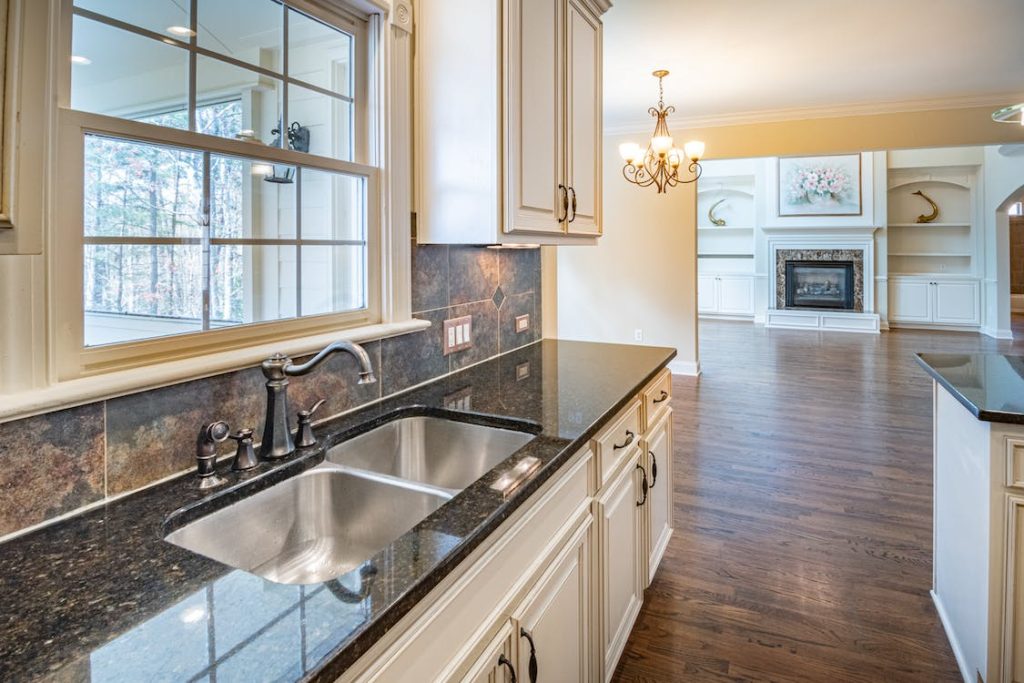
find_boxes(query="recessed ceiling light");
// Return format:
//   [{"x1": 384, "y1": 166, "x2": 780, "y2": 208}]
[
  {"x1": 166, "y1": 25, "x2": 196, "y2": 37},
  {"x1": 70, "y1": 55, "x2": 91, "y2": 65}
]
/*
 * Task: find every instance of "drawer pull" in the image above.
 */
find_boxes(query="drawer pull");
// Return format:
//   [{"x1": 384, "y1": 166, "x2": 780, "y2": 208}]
[
  {"x1": 498, "y1": 654, "x2": 518, "y2": 683},
  {"x1": 650, "y1": 450, "x2": 658, "y2": 487},
  {"x1": 520, "y1": 628, "x2": 538, "y2": 682},
  {"x1": 613, "y1": 430, "x2": 635, "y2": 450},
  {"x1": 636, "y1": 463, "x2": 649, "y2": 506},
  {"x1": 653, "y1": 390, "x2": 669, "y2": 404}
]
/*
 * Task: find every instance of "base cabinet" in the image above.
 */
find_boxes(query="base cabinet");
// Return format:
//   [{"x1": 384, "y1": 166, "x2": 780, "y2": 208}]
[
  {"x1": 890, "y1": 277, "x2": 980, "y2": 327},
  {"x1": 343, "y1": 370, "x2": 674, "y2": 683},
  {"x1": 699, "y1": 274, "x2": 755, "y2": 318}
]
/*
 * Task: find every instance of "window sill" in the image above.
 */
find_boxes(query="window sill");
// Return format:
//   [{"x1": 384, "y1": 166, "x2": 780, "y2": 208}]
[{"x1": 0, "y1": 318, "x2": 430, "y2": 423}]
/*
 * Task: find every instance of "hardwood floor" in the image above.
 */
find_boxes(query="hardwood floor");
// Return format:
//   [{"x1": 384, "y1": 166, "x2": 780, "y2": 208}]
[{"x1": 613, "y1": 320, "x2": 1024, "y2": 682}]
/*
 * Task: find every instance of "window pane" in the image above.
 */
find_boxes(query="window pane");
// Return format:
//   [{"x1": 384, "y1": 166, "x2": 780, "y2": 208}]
[
  {"x1": 84, "y1": 244, "x2": 203, "y2": 346},
  {"x1": 287, "y1": 8, "x2": 353, "y2": 96},
  {"x1": 301, "y1": 168, "x2": 364, "y2": 241},
  {"x1": 74, "y1": 0, "x2": 190, "y2": 40},
  {"x1": 196, "y1": 56, "x2": 282, "y2": 143},
  {"x1": 211, "y1": 244, "x2": 297, "y2": 326},
  {"x1": 287, "y1": 83, "x2": 352, "y2": 161},
  {"x1": 210, "y1": 155, "x2": 296, "y2": 238},
  {"x1": 84, "y1": 135, "x2": 203, "y2": 238},
  {"x1": 71, "y1": 16, "x2": 188, "y2": 127},
  {"x1": 197, "y1": 0, "x2": 283, "y2": 73},
  {"x1": 301, "y1": 245, "x2": 365, "y2": 315}
]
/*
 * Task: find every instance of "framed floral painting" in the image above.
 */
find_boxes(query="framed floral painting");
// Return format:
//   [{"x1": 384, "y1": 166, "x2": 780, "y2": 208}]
[{"x1": 778, "y1": 154, "x2": 862, "y2": 217}]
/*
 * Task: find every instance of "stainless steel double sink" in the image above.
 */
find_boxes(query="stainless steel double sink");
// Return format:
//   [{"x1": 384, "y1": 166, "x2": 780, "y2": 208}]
[{"x1": 165, "y1": 416, "x2": 534, "y2": 585}]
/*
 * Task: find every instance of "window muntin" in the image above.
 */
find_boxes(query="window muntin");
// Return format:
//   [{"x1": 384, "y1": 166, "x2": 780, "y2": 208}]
[{"x1": 66, "y1": 0, "x2": 376, "y2": 357}]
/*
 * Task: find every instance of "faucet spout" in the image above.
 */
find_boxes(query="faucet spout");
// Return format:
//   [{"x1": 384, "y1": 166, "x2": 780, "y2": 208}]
[{"x1": 259, "y1": 340, "x2": 377, "y2": 459}]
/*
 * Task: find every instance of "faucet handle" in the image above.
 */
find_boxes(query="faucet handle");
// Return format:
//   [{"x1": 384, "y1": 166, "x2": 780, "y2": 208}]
[
  {"x1": 296, "y1": 399, "x2": 326, "y2": 448},
  {"x1": 229, "y1": 428, "x2": 259, "y2": 471}
]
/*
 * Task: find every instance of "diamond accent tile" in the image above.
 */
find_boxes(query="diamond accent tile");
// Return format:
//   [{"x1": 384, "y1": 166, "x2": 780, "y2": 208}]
[{"x1": 492, "y1": 286, "x2": 505, "y2": 309}]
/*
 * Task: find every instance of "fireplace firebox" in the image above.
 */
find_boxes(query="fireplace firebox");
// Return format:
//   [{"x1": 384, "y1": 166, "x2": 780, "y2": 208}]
[{"x1": 784, "y1": 260, "x2": 855, "y2": 310}]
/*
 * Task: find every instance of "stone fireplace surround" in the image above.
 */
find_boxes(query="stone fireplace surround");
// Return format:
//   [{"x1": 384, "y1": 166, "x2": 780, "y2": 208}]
[{"x1": 775, "y1": 249, "x2": 865, "y2": 312}]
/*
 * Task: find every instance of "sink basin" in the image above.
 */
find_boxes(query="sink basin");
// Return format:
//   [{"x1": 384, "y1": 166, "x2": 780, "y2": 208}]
[
  {"x1": 165, "y1": 467, "x2": 449, "y2": 585},
  {"x1": 326, "y1": 416, "x2": 535, "y2": 492}
]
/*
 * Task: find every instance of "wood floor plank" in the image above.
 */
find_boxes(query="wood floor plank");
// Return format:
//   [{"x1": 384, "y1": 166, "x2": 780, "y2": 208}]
[{"x1": 612, "y1": 320, "x2": 1021, "y2": 682}]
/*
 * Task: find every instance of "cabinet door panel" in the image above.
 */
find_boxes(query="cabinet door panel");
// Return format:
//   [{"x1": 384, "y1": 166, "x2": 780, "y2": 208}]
[
  {"x1": 565, "y1": 0, "x2": 601, "y2": 236},
  {"x1": 515, "y1": 521, "x2": 590, "y2": 683},
  {"x1": 698, "y1": 275, "x2": 718, "y2": 313},
  {"x1": 460, "y1": 626, "x2": 516, "y2": 683},
  {"x1": 597, "y1": 454, "x2": 642, "y2": 680},
  {"x1": 889, "y1": 279, "x2": 932, "y2": 322},
  {"x1": 717, "y1": 276, "x2": 754, "y2": 316},
  {"x1": 505, "y1": 0, "x2": 564, "y2": 234},
  {"x1": 933, "y1": 281, "x2": 980, "y2": 325},
  {"x1": 645, "y1": 413, "x2": 673, "y2": 585}
]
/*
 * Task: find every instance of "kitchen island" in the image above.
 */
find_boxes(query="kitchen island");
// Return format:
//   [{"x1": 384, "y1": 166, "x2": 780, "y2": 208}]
[
  {"x1": 917, "y1": 352, "x2": 1024, "y2": 683},
  {"x1": 0, "y1": 339, "x2": 675, "y2": 682}
]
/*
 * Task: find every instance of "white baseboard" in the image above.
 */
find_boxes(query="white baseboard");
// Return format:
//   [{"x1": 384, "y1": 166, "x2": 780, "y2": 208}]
[
  {"x1": 981, "y1": 325, "x2": 1015, "y2": 340},
  {"x1": 765, "y1": 309, "x2": 881, "y2": 334},
  {"x1": 669, "y1": 359, "x2": 701, "y2": 376},
  {"x1": 930, "y1": 590, "x2": 973, "y2": 683}
]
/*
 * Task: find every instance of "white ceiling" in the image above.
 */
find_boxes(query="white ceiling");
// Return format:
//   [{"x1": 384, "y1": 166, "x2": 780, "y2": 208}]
[{"x1": 603, "y1": 0, "x2": 1024, "y2": 130}]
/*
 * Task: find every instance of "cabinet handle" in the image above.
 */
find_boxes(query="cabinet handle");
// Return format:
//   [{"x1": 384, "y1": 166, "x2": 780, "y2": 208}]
[
  {"x1": 649, "y1": 450, "x2": 658, "y2": 487},
  {"x1": 568, "y1": 186, "x2": 578, "y2": 223},
  {"x1": 557, "y1": 184, "x2": 569, "y2": 222},
  {"x1": 653, "y1": 390, "x2": 669, "y2": 404},
  {"x1": 498, "y1": 654, "x2": 518, "y2": 683},
  {"x1": 613, "y1": 430, "x2": 635, "y2": 450},
  {"x1": 520, "y1": 628, "x2": 538, "y2": 683},
  {"x1": 636, "y1": 463, "x2": 649, "y2": 506}
]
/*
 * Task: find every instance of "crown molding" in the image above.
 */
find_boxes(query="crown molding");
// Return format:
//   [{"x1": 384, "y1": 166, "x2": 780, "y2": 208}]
[{"x1": 603, "y1": 92, "x2": 1024, "y2": 136}]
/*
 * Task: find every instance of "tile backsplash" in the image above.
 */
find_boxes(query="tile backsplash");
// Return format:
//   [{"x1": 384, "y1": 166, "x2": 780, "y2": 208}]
[{"x1": 0, "y1": 243, "x2": 542, "y2": 539}]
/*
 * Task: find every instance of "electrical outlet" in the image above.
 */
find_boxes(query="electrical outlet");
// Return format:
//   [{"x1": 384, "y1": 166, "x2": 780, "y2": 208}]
[
  {"x1": 516, "y1": 362, "x2": 530, "y2": 380},
  {"x1": 443, "y1": 315, "x2": 473, "y2": 355},
  {"x1": 634, "y1": 328, "x2": 643, "y2": 342},
  {"x1": 515, "y1": 314, "x2": 530, "y2": 333}
]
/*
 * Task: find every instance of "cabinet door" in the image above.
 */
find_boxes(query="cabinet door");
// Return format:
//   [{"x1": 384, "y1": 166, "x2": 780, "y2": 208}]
[
  {"x1": 514, "y1": 520, "x2": 591, "y2": 683},
  {"x1": 460, "y1": 625, "x2": 517, "y2": 683},
  {"x1": 644, "y1": 413, "x2": 673, "y2": 586},
  {"x1": 564, "y1": 0, "x2": 601, "y2": 236},
  {"x1": 596, "y1": 452, "x2": 643, "y2": 681},
  {"x1": 889, "y1": 279, "x2": 932, "y2": 322},
  {"x1": 933, "y1": 280, "x2": 980, "y2": 325},
  {"x1": 504, "y1": 0, "x2": 565, "y2": 235},
  {"x1": 717, "y1": 276, "x2": 754, "y2": 317},
  {"x1": 698, "y1": 275, "x2": 718, "y2": 313}
]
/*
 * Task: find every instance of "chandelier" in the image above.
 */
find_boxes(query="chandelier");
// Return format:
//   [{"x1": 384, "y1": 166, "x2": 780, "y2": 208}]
[{"x1": 619, "y1": 70, "x2": 704, "y2": 193}]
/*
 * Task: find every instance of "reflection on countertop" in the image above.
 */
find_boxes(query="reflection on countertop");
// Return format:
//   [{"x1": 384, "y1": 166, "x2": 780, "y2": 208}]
[
  {"x1": 916, "y1": 352, "x2": 1024, "y2": 424},
  {"x1": 0, "y1": 339, "x2": 674, "y2": 683}
]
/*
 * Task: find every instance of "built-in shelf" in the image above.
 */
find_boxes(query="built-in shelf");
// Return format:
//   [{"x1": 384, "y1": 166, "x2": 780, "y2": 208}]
[
  {"x1": 698, "y1": 225, "x2": 755, "y2": 231},
  {"x1": 889, "y1": 252, "x2": 972, "y2": 257},
  {"x1": 698, "y1": 253, "x2": 754, "y2": 259},
  {"x1": 888, "y1": 222, "x2": 971, "y2": 228}
]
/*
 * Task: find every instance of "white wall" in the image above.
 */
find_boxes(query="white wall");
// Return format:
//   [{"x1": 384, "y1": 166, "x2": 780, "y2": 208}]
[{"x1": 556, "y1": 133, "x2": 700, "y2": 375}]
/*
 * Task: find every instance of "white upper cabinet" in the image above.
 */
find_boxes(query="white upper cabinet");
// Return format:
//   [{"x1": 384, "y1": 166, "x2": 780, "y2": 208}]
[{"x1": 415, "y1": 0, "x2": 610, "y2": 245}]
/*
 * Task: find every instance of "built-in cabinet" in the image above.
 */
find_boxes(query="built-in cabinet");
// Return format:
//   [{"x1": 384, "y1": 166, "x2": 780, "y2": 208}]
[
  {"x1": 416, "y1": 0, "x2": 609, "y2": 244},
  {"x1": 340, "y1": 368, "x2": 674, "y2": 683},
  {"x1": 889, "y1": 277, "x2": 981, "y2": 326},
  {"x1": 698, "y1": 274, "x2": 755, "y2": 317},
  {"x1": 697, "y1": 172, "x2": 757, "y2": 319}
]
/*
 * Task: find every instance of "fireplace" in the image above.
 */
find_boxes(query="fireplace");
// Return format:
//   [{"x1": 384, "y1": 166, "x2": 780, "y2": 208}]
[{"x1": 784, "y1": 260, "x2": 855, "y2": 310}]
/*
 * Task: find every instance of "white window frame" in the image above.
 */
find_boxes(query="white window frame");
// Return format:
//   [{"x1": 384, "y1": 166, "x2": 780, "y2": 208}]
[{"x1": 43, "y1": 0, "x2": 416, "y2": 384}]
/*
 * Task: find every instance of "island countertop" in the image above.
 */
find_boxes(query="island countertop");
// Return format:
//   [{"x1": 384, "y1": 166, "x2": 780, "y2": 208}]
[
  {"x1": 0, "y1": 339, "x2": 675, "y2": 683},
  {"x1": 916, "y1": 352, "x2": 1024, "y2": 425}
]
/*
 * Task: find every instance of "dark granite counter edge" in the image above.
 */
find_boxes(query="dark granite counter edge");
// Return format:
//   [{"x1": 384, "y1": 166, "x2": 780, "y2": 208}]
[
  {"x1": 914, "y1": 353, "x2": 1024, "y2": 426},
  {"x1": 304, "y1": 348, "x2": 677, "y2": 682}
]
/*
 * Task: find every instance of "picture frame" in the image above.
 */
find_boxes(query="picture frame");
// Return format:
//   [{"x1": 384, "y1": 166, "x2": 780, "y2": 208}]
[{"x1": 778, "y1": 153, "x2": 862, "y2": 217}]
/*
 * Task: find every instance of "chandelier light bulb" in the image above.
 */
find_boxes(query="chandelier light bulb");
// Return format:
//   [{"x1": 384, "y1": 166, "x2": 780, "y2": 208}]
[
  {"x1": 667, "y1": 148, "x2": 683, "y2": 167},
  {"x1": 651, "y1": 135, "x2": 673, "y2": 156},
  {"x1": 684, "y1": 140, "x2": 705, "y2": 162},
  {"x1": 619, "y1": 142, "x2": 641, "y2": 163}
]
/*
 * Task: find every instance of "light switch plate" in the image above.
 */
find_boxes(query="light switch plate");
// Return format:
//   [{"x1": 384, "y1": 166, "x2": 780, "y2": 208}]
[
  {"x1": 515, "y1": 314, "x2": 530, "y2": 333},
  {"x1": 443, "y1": 315, "x2": 473, "y2": 355}
]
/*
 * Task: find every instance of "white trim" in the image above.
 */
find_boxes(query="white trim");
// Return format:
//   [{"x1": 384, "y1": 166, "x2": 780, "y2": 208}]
[
  {"x1": 981, "y1": 325, "x2": 1015, "y2": 340},
  {"x1": 668, "y1": 359, "x2": 700, "y2": 376},
  {"x1": 765, "y1": 308, "x2": 881, "y2": 334},
  {"x1": 0, "y1": 318, "x2": 429, "y2": 424},
  {"x1": 931, "y1": 589, "x2": 973, "y2": 683},
  {"x1": 603, "y1": 91, "x2": 1024, "y2": 136}
]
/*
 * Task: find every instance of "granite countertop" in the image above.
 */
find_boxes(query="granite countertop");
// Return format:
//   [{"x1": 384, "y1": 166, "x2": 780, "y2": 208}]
[
  {"x1": 0, "y1": 339, "x2": 674, "y2": 683},
  {"x1": 916, "y1": 352, "x2": 1024, "y2": 424}
]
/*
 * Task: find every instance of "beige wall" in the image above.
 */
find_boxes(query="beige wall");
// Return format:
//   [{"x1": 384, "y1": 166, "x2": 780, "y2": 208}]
[{"x1": 555, "y1": 134, "x2": 699, "y2": 373}]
